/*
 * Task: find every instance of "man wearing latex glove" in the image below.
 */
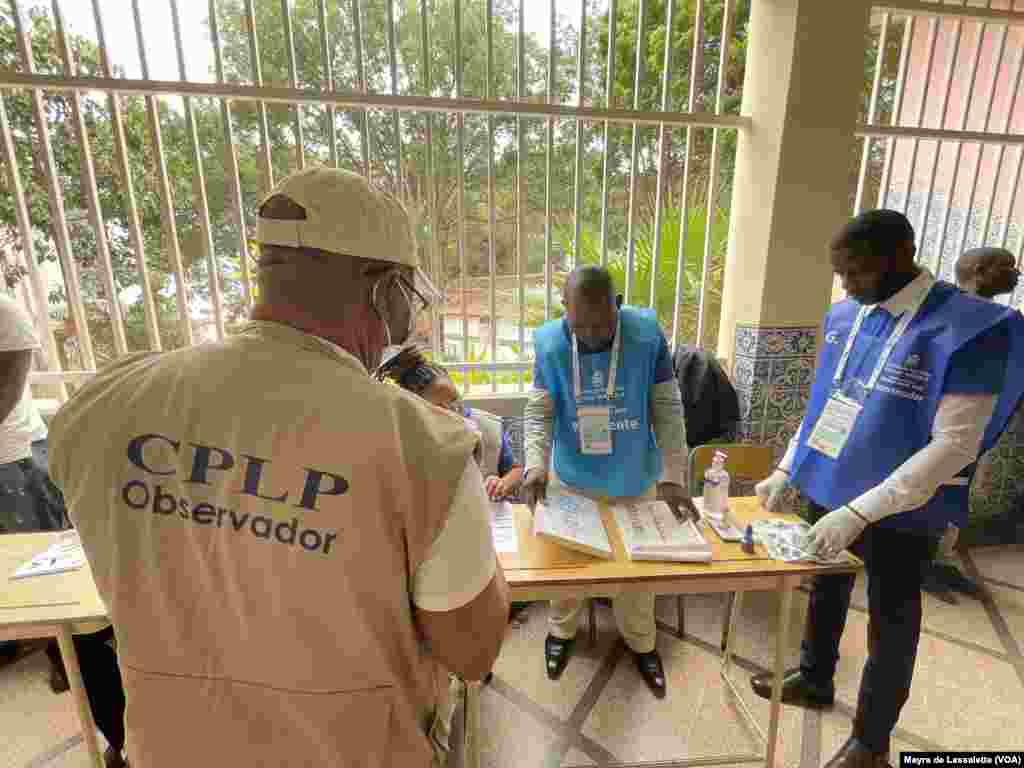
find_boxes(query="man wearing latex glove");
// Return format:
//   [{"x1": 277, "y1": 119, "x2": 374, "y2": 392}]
[
  {"x1": 747, "y1": 211, "x2": 1024, "y2": 768},
  {"x1": 522, "y1": 265, "x2": 694, "y2": 699}
]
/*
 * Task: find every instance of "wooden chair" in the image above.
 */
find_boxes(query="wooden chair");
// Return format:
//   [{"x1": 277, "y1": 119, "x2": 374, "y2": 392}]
[{"x1": 676, "y1": 443, "x2": 775, "y2": 648}]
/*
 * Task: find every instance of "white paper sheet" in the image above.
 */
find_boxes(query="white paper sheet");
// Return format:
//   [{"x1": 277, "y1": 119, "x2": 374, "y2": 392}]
[
  {"x1": 489, "y1": 501, "x2": 519, "y2": 554},
  {"x1": 612, "y1": 500, "x2": 712, "y2": 562},
  {"x1": 10, "y1": 531, "x2": 86, "y2": 580}
]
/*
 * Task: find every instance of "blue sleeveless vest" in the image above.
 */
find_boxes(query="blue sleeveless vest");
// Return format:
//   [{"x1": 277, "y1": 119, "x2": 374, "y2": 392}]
[
  {"x1": 791, "y1": 281, "x2": 1024, "y2": 533},
  {"x1": 534, "y1": 306, "x2": 663, "y2": 498}
]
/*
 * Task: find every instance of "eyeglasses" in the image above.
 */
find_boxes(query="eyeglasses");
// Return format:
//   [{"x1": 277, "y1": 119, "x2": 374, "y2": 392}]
[{"x1": 370, "y1": 268, "x2": 432, "y2": 344}]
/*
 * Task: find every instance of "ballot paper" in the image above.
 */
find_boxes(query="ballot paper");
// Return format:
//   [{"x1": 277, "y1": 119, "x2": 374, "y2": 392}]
[
  {"x1": 489, "y1": 501, "x2": 519, "y2": 555},
  {"x1": 751, "y1": 519, "x2": 849, "y2": 565},
  {"x1": 532, "y1": 492, "x2": 613, "y2": 559},
  {"x1": 612, "y1": 500, "x2": 712, "y2": 562},
  {"x1": 10, "y1": 531, "x2": 86, "y2": 580},
  {"x1": 692, "y1": 497, "x2": 744, "y2": 542}
]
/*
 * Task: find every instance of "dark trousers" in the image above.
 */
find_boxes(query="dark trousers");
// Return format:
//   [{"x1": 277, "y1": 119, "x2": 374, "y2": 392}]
[
  {"x1": 799, "y1": 503, "x2": 934, "y2": 754},
  {"x1": 45, "y1": 627, "x2": 126, "y2": 752}
]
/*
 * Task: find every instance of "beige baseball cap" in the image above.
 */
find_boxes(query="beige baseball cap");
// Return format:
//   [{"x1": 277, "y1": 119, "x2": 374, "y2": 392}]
[{"x1": 256, "y1": 166, "x2": 417, "y2": 268}]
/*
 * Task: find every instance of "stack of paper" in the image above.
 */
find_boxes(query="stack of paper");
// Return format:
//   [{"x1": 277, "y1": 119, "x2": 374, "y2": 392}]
[
  {"x1": 533, "y1": 492, "x2": 613, "y2": 559},
  {"x1": 489, "y1": 501, "x2": 519, "y2": 555},
  {"x1": 10, "y1": 532, "x2": 86, "y2": 580},
  {"x1": 612, "y1": 501, "x2": 712, "y2": 562}
]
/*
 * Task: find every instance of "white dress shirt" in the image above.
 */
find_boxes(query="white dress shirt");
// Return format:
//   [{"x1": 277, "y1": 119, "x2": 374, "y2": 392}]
[{"x1": 779, "y1": 270, "x2": 997, "y2": 523}]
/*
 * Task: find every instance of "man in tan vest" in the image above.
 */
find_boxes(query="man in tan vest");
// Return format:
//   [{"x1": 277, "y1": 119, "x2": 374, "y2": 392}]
[{"x1": 48, "y1": 167, "x2": 509, "y2": 768}]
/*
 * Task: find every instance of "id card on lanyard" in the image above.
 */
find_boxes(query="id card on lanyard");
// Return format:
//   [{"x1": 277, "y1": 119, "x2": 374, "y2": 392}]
[
  {"x1": 808, "y1": 279, "x2": 932, "y2": 460},
  {"x1": 572, "y1": 318, "x2": 622, "y2": 456}
]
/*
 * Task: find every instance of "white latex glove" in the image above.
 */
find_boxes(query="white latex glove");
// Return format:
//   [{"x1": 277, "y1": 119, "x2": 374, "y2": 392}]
[
  {"x1": 755, "y1": 470, "x2": 789, "y2": 512},
  {"x1": 806, "y1": 506, "x2": 867, "y2": 557}
]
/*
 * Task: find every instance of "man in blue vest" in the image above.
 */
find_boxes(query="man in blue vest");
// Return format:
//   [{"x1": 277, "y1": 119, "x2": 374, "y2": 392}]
[
  {"x1": 521, "y1": 265, "x2": 695, "y2": 698},
  {"x1": 751, "y1": 210, "x2": 1024, "y2": 768}
]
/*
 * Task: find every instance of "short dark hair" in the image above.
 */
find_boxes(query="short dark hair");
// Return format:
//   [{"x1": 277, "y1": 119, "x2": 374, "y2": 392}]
[
  {"x1": 956, "y1": 246, "x2": 1014, "y2": 285},
  {"x1": 375, "y1": 344, "x2": 452, "y2": 395},
  {"x1": 830, "y1": 209, "x2": 915, "y2": 259},
  {"x1": 565, "y1": 265, "x2": 615, "y2": 305}
]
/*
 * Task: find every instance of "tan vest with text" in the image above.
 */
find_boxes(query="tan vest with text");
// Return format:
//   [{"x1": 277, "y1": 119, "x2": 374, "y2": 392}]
[{"x1": 50, "y1": 322, "x2": 478, "y2": 768}]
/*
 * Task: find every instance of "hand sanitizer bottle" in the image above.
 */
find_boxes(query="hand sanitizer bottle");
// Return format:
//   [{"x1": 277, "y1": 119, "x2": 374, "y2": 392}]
[{"x1": 703, "y1": 450, "x2": 731, "y2": 521}]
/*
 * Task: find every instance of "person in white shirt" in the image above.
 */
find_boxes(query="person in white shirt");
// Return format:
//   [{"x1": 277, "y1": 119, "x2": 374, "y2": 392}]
[
  {"x1": 48, "y1": 168, "x2": 509, "y2": 768},
  {"x1": 751, "y1": 211, "x2": 1024, "y2": 768},
  {"x1": 0, "y1": 292, "x2": 59, "y2": 533},
  {"x1": 0, "y1": 294, "x2": 127, "y2": 768}
]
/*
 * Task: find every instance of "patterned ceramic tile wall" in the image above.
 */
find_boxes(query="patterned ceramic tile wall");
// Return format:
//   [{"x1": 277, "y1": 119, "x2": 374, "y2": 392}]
[
  {"x1": 732, "y1": 324, "x2": 817, "y2": 512},
  {"x1": 732, "y1": 325, "x2": 817, "y2": 459}
]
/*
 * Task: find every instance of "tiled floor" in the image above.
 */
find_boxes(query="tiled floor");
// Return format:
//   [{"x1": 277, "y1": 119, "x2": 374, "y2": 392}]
[{"x1": 3, "y1": 545, "x2": 1022, "y2": 768}]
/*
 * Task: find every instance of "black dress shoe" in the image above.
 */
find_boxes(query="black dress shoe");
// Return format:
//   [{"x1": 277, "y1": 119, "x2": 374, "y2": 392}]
[
  {"x1": 104, "y1": 745, "x2": 128, "y2": 768},
  {"x1": 750, "y1": 667, "x2": 834, "y2": 709},
  {"x1": 635, "y1": 650, "x2": 666, "y2": 699},
  {"x1": 823, "y1": 737, "x2": 891, "y2": 768},
  {"x1": 544, "y1": 634, "x2": 574, "y2": 680},
  {"x1": 49, "y1": 663, "x2": 70, "y2": 694}
]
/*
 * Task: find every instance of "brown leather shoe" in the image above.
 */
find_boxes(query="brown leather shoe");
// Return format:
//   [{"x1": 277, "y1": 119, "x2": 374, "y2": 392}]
[
  {"x1": 750, "y1": 667, "x2": 834, "y2": 708},
  {"x1": 635, "y1": 650, "x2": 666, "y2": 699},
  {"x1": 823, "y1": 737, "x2": 891, "y2": 768}
]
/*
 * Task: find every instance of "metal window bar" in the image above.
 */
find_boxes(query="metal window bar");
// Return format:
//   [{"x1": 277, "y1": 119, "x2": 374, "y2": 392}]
[
  {"x1": 350, "y1": 0, "x2": 371, "y2": 177},
  {"x1": 90, "y1": 0, "x2": 161, "y2": 352},
  {"x1": 544, "y1": 0, "x2": 555, "y2": 321},
  {"x1": 0, "y1": 69, "x2": 751, "y2": 128},
  {"x1": 516, "y1": 0, "x2": 526, "y2": 389},
  {"x1": 572, "y1": 0, "x2": 587, "y2": 274},
  {"x1": 419, "y1": 0, "x2": 441, "y2": 358},
  {"x1": 486, "y1": 0, "x2": 498, "y2": 392},
  {"x1": 917, "y1": 15, "x2": 968, "y2": 268},
  {"x1": 51, "y1": 0, "x2": 128, "y2": 357},
  {"x1": 210, "y1": 0, "x2": 254, "y2": 316},
  {"x1": 899, "y1": 16, "x2": 940, "y2": 215},
  {"x1": 281, "y1": 0, "x2": 306, "y2": 169},
  {"x1": 695, "y1": 0, "x2": 735, "y2": 346},
  {"x1": 980, "y1": 45, "x2": 1024, "y2": 243},
  {"x1": 454, "y1": 0, "x2": 469, "y2": 365},
  {"x1": 0, "y1": 94, "x2": 66, "y2": 395},
  {"x1": 171, "y1": 0, "x2": 226, "y2": 342},
  {"x1": 10, "y1": 1, "x2": 96, "y2": 370},
  {"x1": 386, "y1": 0, "x2": 404, "y2": 200},
  {"x1": 671, "y1": 0, "x2": 704, "y2": 351},
  {"x1": 854, "y1": 11, "x2": 891, "y2": 215},
  {"x1": 317, "y1": 0, "x2": 340, "y2": 168},
  {"x1": 875, "y1": 1, "x2": 1024, "y2": 26},
  {"x1": 932, "y1": 19, "x2": 992, "y2": 276},
  {"x1": 951, "y1": 23, "x2": 1010, "y2": 262},
  {"x1": 132, "y1": 0, "x2": 193, "y2": 347},
  {"x1": 879, "y1": 15, "x2": 916, "y2": 208},
  {"x1": 598, "y1": 0, "x2": 617, "y2": 267},
  {"x1": 650, "y1": 0, "x2": 676, "y2": 309},
  {"x1": 244, "y1": 0, "x2": 275, "y2": 195},
  {"x1": 623, "y1": 0, "x2": 646, "y2": 304}
]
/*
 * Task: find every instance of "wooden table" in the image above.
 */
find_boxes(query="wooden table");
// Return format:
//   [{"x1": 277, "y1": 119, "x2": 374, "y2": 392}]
[
  {"x1": 1, "y1": 532, "x2": 109, "y2": 768},
  {"x1": 463, "y1": 497, "x2": 862, "y2": 768}
]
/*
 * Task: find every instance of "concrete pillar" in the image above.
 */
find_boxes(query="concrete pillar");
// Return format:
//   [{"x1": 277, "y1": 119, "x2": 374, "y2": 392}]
[{"x1": 716, "y1": 0, "x2": 872, "y2": 458}]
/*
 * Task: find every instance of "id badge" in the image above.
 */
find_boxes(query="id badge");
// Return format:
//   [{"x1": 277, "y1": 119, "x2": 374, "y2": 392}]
[
  {"x1": 577, "y1": 406, "x2": 612, "y2": 455},
  {"x1": 807, "y1": 394, "x2": 862, "y2": 459}
]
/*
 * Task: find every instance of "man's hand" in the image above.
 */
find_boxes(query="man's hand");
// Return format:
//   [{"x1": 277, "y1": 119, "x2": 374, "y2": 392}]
[
  {"x1": 520, "y1": 468, "x2": 549, "y2": 511},
  {"x1": 657, "y1": 482, "x2": 698, "y2": 522},
  {"x1": 485, "y1": 474, "x2": 518, "y2": 501},
  {"x1": 806, "y1": 506, "x2": 867, "y2": 558},
  {"x1": 755, "y1": 470, "x2": 789, "y2": 513}
]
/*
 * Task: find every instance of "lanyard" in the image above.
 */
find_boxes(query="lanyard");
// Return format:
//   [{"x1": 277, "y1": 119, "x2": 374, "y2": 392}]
[
  {"x1": 831, "y1": 277, "x2": 933, "y2": 393},
  {"x1": 572, "y1": 316, "x2": 622, "y2": 403}
]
